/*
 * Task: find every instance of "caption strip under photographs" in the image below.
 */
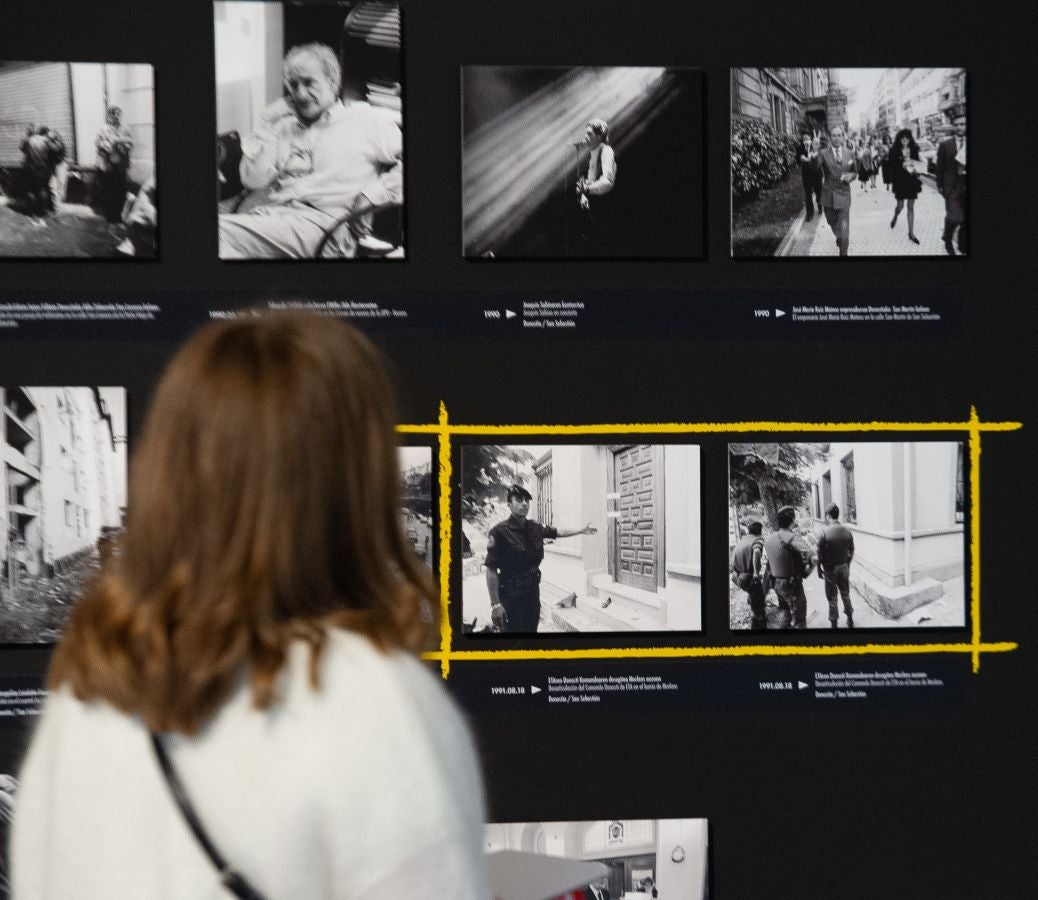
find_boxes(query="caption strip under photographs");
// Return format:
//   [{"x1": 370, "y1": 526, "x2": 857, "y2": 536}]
[{"x1": 485, "y1": 818, "x2": 708, "y2": 900}]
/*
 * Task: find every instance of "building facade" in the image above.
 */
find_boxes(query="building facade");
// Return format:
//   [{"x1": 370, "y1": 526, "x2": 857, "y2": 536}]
[
  {"x1": 806, "y1": 442, "x2": 964, "y2": 617},
  {"x1": 731, "y1": 67, "x2": 842, "y2": 136},
  {"x1": 529, "y1": 444, "x2": 701, "y2": 631},
  {"x1": 2, "y1": 388, "x2": 124, "y2": 588},
  {"x1": 867, "y1": 68, "x2": 966, "y2": 140}
]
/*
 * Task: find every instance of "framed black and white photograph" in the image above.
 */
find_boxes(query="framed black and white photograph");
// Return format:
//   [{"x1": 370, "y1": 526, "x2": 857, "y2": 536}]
[
  {"x1": 461, "y1": 443, "x2": 701, "y2": 634},
  {"x1": 0, "y1": 62, "x2": 156, "y2": 259},
  {"x1": 398, "y1": 446, "x2": 433, "y2": 568},
  {"x1": 462, "y1": 66, "x2": 704, "y2": 259},
  {"x1": 485, "y1": 818, "x2": 708, "y2": 900},
  {"x1": 0, "y1": 774, "x2": 16, "y2": 900},
  {"x1": 215, "y1": 0, "x2": 404, "y2": 260},
  {"x1": 1, "y1": 388, "x2": 127, "y2": 644},
  {"x1": 728, "y1": 441, "x2": 966, "y2": 631},
  {"x1": 731, "y1": 68, "x2": 967, "y2": 258}
]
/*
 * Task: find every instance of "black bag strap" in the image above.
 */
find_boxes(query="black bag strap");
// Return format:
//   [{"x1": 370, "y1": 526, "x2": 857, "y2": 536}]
[{"x1": 150, "y1": 732, "x2": 267, "y2": 900}]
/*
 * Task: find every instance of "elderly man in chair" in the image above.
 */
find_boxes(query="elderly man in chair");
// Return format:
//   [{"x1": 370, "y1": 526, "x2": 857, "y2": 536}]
[{"x1": 218, "y1": 42, "x2": 402, "y2": 259}]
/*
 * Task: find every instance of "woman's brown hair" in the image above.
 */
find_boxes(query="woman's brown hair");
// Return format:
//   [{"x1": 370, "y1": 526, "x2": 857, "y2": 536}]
[{"x1": 49, "y1": 313, "x2": 436, "y2": 734}]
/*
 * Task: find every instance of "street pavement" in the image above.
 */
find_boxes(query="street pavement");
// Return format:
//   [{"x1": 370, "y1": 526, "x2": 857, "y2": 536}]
[
  {"x1": 780, "y1": 175, "x2": 956, "y2": 257},
  {"x1": 731, "y1": 572, "x2": 965, "y2": 630}
]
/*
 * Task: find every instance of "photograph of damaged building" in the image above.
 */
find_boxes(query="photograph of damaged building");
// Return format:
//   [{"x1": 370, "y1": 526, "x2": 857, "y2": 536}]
[
  {"x1": 1, "y1": 387, "x2": 127, "y2": 643},
  {"x1": 462, "y1": 443, "x2": 701, "y2": 634}
]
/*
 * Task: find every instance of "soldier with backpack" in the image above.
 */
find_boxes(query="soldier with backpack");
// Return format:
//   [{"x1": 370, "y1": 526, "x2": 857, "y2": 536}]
[
  {"x1": 731, "y1": 515, "x2": 767, "y2": 629},
  {"x1": 762, "y1": 506, "x2": 814, "y2": 629}
]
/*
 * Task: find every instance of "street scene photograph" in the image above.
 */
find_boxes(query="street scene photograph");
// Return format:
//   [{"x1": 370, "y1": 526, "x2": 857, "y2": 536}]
[
  {"x1": 461, "y1": 443, "x2": 701, "y2": 635},
  {"x1": 215, "y1": 0, "x2": 405, "y2": 259},
  {"x1": 728, "y1": 441, "x2": 966, "y2": 631},
  {"x1": 485, "y1": 818, "x2": 708, "y2": 900},
  {"x1": 0, "y1": 62, "x2": 156, "y2": 258},
  {"x1": 462, "y1": 66, "x2": 704, "y2": 259},
  {"x1": 397, "y1": 446, "x2": 433, "y2": 568},
  {"x1": 1, "y1": 388, "x2": 127, "y2": 644},
  {"x1": 731, "y1": 68, "x2": 967, "y2": 258}
]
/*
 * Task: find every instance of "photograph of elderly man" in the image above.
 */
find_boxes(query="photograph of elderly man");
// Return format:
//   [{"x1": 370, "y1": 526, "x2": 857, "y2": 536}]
[{"x1": 215, "y1": 1, "x2": 404, "y2": 259}]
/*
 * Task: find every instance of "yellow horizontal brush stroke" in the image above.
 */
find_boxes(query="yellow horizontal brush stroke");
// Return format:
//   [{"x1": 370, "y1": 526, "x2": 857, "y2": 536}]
[
  {"x1": 398, "y1": 420, "x2": 1021, "y2": 435},
  {"x1": 421, "y1": 641, "x2": 1018, "y2": 663}
]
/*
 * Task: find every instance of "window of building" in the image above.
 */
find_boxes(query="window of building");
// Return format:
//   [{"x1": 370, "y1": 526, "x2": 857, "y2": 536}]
[
  {"x1": 536, "y1": 461, "x2": 553, "y2": 526},
  {"x1": 770, "y1": 94, "x2": 786, "y2": 133},
  {"x1": 64, "y1": 500, "x2": 73, "y2": 527},
  {"x1": 840, "y1": 453, "x2": 857, "y2": 524}
]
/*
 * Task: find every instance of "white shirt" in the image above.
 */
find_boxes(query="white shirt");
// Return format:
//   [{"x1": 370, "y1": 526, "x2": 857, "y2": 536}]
[
  {"x1": 584, "y1": 144, "x2": 617, "y2": 196},
  {"x1": 240, "y1": 100, "x2": 403, "y2": 211},
  {"x1": 12, "y1": 630, "x2": 490, "y2": 898}
]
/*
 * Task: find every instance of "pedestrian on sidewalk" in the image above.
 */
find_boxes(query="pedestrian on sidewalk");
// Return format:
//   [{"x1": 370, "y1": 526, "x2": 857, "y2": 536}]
[
  {"x1": 869, "y1": 140, "x2": 882, "y2": 189},
  {"x1": 935, "y1": 107, "x2": 967, "y2": 256},
  {"x1": 798, "y1": 132, "x2": 822, "y2": 221},
  {"x1": 857, "y1": 141, "x2": 874, "y2": 192},
  {"x1": 880, "y1": 136, "x2": 894, "y2": 191},
  {"x1": 888, "y1": 129, "x2": 923, "y2": 245},
  {"x1": 817, "y1": 503, "x2": 855, "y2": 628},
  {"x1": 819, "y1": 125, "x2": 857, "y2": 256}
]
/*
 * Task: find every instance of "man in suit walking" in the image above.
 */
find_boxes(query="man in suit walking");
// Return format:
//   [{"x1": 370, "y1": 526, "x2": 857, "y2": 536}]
[
  {"x1": 935, "y1": 108, "x2": 967, "y2": 256},
  {"x1": 819, "y1": 125, "x2": 857, "y2": 256}
]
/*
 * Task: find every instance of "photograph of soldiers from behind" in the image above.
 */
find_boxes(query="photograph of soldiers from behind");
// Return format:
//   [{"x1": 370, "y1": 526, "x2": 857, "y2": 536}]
[
  {"x1": 728, "y1": 441, "x2": 966, "y2": 630},
  {"x1": 0, "y1": 62, "x2": 156, "y2": 258},
  {"x1": 462, "y1": 443, "x2": 702, "y2": 635},
  {"x1": 731, "y1": 67, "x2": 966, "y2": 258}
]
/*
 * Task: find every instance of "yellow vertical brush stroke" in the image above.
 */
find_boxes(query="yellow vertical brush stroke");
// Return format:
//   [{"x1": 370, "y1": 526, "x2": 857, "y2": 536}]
[
  {"x1": 437, "y1": 403, "x2": 453, "y2": 678},
  {"x1": 970, "y1": 407, "x2": 983, "y2": 673}
]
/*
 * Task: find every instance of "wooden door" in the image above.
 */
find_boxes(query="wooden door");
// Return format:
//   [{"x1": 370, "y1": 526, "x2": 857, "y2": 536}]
[{"x1": 612, "y1": 445, "x2": 663, "y2": 592}]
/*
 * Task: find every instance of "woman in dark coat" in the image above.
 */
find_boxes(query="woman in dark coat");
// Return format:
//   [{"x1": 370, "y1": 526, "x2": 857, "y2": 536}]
[{"x1": 888, "y1": 128, "x2": 923, "y2": 244}]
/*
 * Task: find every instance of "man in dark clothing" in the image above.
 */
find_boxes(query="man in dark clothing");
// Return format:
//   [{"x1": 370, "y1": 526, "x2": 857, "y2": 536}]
[
  {"x1": 731, "y1": 515, "x2": 767, "y2": 629},
  {"x1": 817, "y1": 502, "x2": 855, "y2": 628},
  {"x1": 798, "y1": 132, "x2": 822, "y2": 221},
  {"x1": 762, "y1": 506, "x2": 814, "y2": 629},
  {"x1": 484, "y1": 484, "x2": 596, "y2": 633},
  {"x1": 935, "y1": 108, "x2": 967, "y2": 256},
  {"x1": 20, "y1": 126, "x2": 66, "y2": 220}
]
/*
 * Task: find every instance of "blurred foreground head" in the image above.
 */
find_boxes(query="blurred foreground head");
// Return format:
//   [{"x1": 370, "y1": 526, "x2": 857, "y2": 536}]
[{"x1": 51, "y1": 312, "x2": 435, "y2": 733}]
